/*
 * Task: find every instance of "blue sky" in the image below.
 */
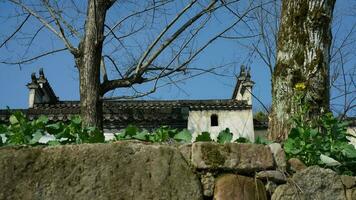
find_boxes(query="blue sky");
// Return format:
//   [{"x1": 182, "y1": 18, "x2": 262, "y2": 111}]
[{"x1": 0, "y1": 1, "x2": 355, "y2": 115}]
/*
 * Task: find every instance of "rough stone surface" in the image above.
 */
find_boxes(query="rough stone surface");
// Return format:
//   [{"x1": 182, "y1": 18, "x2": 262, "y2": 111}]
[
  {"x1": 272, "y1": 166, "x2": 347, "y2": 200},
  {"x1": 265, "y1": 181, "x2": 278, "y2": 197},
  {"x1": 0, "y1": 142, "x2": 203, "y2": 200},
  {"x1": 201, "y1": 172, "x2": 215, "y2": 197},
  {"x1": 341, "y1": 175, "x2": 356, "y2": 189},
  {"x1": 191, "y1": 142, "x2": 274, "y2": 172},
  {"x1": 178, "y1": 143, "x2": 192, "y2": 164},
  {"x1": 256, "y1": 170, "x2": 287, "y2": 184},
  {"x1": 287, "y1": 158, "x2": 307, "y2": 172},
  {"x1": 346, "y1": 188, "x2": 356, "y2": 200},
  {"x1": 214, "y1": 174, "x2": 267, "y2": 200},
  {"x1": 269, "y1": 143, "x2": 287, "y2": 170}
]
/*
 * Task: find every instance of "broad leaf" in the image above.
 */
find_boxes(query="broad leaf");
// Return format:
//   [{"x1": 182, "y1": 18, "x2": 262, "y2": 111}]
[
  {"x1": 36, "y1": 115, "x2": 49, "y2": 124},
  {"x1": 124, "y1": 125, "x2": 139, "y2": 136},
  {"x1": 341, "y1": 144, "x2": 356, "y2": 158},
  {"x1": 132, "y1": 131, "x2": 149, "y2": 141},
  {"x1": 174, "y1": 129, "x2": 192, "y2": 143},
  {"x1": 195, "y1": 132, "x2": 212, "y2": 142},
  {"x1": 29, "y1": 130, "x2": 43, "y2": 145},
  {"x1": 320, "y1": 154, "x2": 341, "y2": 166},
  {"x1": 47, "y1": 140, "x2": 60, "y2": 146},
  {"x1": 9, "y1": 115, "x2": 19, "y2": 125},
  {"x1": 217, "y1": 128, "x2": 233, "y2": 144}
]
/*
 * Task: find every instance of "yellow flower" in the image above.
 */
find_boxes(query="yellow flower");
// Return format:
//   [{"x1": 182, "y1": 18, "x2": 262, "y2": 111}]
[{"x1": 294, "y1": 82, "x2": 306, "y2": 91}]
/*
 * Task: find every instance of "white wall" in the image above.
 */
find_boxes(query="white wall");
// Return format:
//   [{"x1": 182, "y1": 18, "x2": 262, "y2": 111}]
[{"x1": 187, "y1": 109, "x2": 254, "y2": 142}]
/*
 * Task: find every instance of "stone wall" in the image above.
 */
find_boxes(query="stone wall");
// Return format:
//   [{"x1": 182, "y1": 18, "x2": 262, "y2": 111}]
[{"x1": 0, "y1": 141, "x2": 355, "y2": 200}]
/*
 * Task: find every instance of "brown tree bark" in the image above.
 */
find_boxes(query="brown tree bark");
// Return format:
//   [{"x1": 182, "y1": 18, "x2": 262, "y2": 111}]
[
  {"x1": 77, "y1": 0, "x2": 113, "y2": 129},
  {"x1": 268, "y1": 0, "x2": 336, "y2": 141}
]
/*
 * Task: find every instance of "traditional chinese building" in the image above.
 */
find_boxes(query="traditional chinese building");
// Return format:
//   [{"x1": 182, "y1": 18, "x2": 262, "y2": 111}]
[{"x1": 0, "y1": 66, "x2": 256, "y2": 141}]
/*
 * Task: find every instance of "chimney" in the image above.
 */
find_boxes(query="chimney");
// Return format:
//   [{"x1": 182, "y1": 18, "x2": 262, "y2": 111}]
[
  {"x1": 232, "y1": 65, "x2": 255, "y2": 105},
  {"x1": 26, "y1": 68, "x2": 58, "y2": 108}
]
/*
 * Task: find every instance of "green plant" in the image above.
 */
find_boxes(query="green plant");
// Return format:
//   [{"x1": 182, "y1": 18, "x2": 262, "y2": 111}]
[
  {"x1": 0, "y1": 112, "x2": 47, "y2": 145},
  {"x1": 195, "y1": 128, "x2": 252, "y2": 144},
  {"x1": 284, "y1": 83, "x2": 356, "y2": 175},
  {"x1": 115, "y1": 125, "x2": 191, "y2": 143},
  {"x1": 254, "y1": 136, "x2": 272, "y2": 145},
  {"x1": 195, "y1": 132, "x2": 213, "y2": 142},
  {"x1": 0, "y1": 112, "x2": 104, "y2": 146},
  {"x1": 217, "y1": 128, "x2": 233, "y2": 144},
  {"x1": 173, "y1": 129, "x2": 192, "y2": 143},
  {"x1": 114, "y1": 126, "x2": 253, "y2": 144}
]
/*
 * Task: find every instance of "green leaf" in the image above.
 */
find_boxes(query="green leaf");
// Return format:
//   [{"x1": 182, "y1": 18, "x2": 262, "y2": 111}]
[
  {"x1": 124, "y1": 125, "x2": 139, "y2": 136},
  {"x1": 151, "y1": 127, "x2": 170, "y2": 142},
  {"x1": 115, "y1": 132, "x2": 127, "y2": 140},
  {"x1": 341, "y1": 144, "x2": 356, "y2": 158},
  {"x1": 309, "y1": 129, "x2": 318, "y2": 137},
  {"x1": 70, "y1": 116, "x2": 82, "y2": 125},
  {"x1": 132, "y1": 131, "x2": 149, "y2": 141},
  {"x1": 254, "y1": 136, "x2": 272, "y2": 145},
  {"x1": 195, "y1": 132, "x2": 212, "y2": 142},
  {"x1": 320, "y1": 154, "x2": 341, "y2": 166},
  {"x1": 234, "y1": 137, "x2": 250, "y2": 143},
  {"x1": 283, "y1": 138, "x2": 295, "y2": 153},
  {"x1": 217, "y1": 128, "x2": 233, "y2": 144},
  {"x1": 29, "y1": 130, "x2": 43, "y2": 145},
  {"x1": 0, "y1": 124, "x2": 7, "y2": 134},
  {"x1": 289, "y1": 128, "x2": 302, "y2": 139},
  {"x1": 47, "y1": 140, "x2": 60, "y2": 146},
  {"x1": 36, "y1": 115, "x2": 49, "y2": 124},
  {"x1": 9, "y1": 115, "x2": 19, "y2": 125},
  {"x1": 85, "y1": 127, "x2": 105, "y2": 143},
  {"x1": 46, "y1": 122, "x2": 63, "y2": 135},
  {"x1": 173, "y1": 129, "x2": 192, "y2": 143}
]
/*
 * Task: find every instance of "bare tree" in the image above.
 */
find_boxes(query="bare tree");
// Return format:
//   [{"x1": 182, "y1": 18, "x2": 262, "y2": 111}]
[{"x1": 0, "y1": 0, "x2": 259, "y2": 130}]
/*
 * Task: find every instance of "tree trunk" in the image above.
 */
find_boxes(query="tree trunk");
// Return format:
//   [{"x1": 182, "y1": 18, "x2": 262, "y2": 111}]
[
  {"x1": 77, "y1": 0, "x2": 110, "y2": 129},
  {"x1": 268, "y1": 0, "x2": 336, "y2": 141}
]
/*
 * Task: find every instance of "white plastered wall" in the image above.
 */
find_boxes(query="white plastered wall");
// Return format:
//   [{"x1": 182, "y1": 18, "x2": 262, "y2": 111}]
[{"x1": 187, "y1": 109, "x2": 254, "y2": 142}]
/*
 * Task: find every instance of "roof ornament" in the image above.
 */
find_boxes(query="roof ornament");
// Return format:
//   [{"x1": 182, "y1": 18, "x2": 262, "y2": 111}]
[
  {"x1": 31, "y1": 72, "x2": 37, "y2": 83},
  {"x1": 246, "y1": 66, "x2": 251, "y2": 80},
  {"x1": 39, "y1": 68, "x2": 44, "y2": 78},
  {"x1": 240, "y1": 65, "x2": 246, "y2": 76},
  {"x1": 38, "y1": 68, "x2": 47, "y2": 84}
]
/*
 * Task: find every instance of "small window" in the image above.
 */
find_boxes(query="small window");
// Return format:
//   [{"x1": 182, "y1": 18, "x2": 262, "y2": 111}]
[{"x1": 210, "y1": 114, "x2": 218, "y2": 126}]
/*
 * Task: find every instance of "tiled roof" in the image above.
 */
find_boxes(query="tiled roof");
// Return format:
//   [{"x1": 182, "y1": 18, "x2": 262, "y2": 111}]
[{"x1": 0, "y1": 99, "x2": 250, "y2": 130}]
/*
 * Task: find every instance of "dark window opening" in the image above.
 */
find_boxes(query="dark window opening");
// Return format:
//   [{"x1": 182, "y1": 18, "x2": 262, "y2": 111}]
[{"x1": 211, "y1": 114, "x2": 218, "y2": 126}]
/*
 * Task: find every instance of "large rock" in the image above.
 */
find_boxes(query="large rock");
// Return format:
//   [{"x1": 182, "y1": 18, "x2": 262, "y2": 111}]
[
  {"x1": 346, "y1": 188, "x2": 356, "y2": 200},
  {"x1": 0, "y1": 142, "x2": 203, "y2": 200},
  {"x1": 272, "y1": 166, "x2": 347, "y2": 200},
  {"x1": 256, "y1": 170, "x2": 287, "y2": 184},
  {"x1": 287, "y1": 158, "x2": 307, "y2": 172},
  {"x1": 214, "y1": 174, "x2": 267, "y2": 200},
  {"x1": 341, "y1": 175, "x2": 356, "y2": 189},
  {"x1": 191, "y1": 142, "x2": 274, "y2": 173},
  {"x1": 268, "y1": 143, "x2": 287, "y2": 170}
]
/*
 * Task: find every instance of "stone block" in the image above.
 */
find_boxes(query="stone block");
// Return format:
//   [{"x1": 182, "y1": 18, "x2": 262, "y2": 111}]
[
  {"x1": 191, "y1": 142, "x2": 274, "y2": 173},
  {"x1": 0, "y1": 142, "x2": 203, "y2": 200},
  {"x1": 269, "y1": 143, "x2": 287, "y2": 170},
  {"x1": 256, "y1": 170, "x2": 287, "y2": 184},
  {"x1": 272, "y1": 166, "x2": 347, "y2": 200},
  {"x1": 214, "y1": 174, "x2": 267, "y2": 200}
]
